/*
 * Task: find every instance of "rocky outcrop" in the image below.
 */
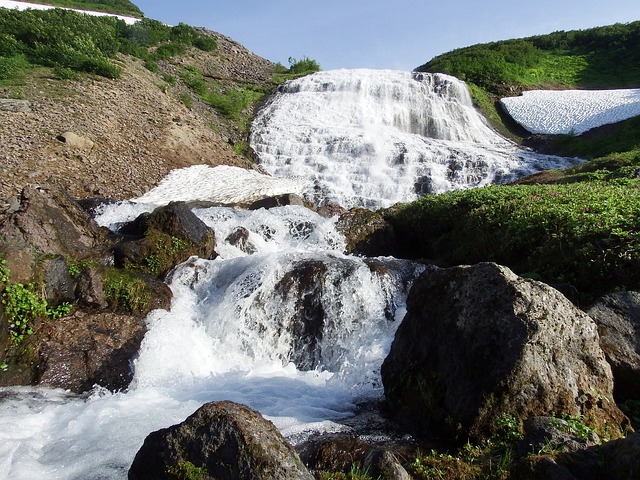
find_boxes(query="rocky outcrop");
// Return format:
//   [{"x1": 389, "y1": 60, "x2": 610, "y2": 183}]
[
  {"x1": 587, "y1": 291, "x2": 640, "y2": 401},
  {"x1": 514, "y1": 431, "x2": 640, "y2": 480},
  {"x1": 36, "y1": 310, "x2": 147, "y2": 392},
  {"x1": 128, "y1": 401, "x2": 314, "y2": 480},
  {"x1": 335, "y1": 208, "x2": 397, "y2": 257},
  {"x1": 113, "y1": 201, "x2": 217, "y2": 278},
  {"x1": 381, "y1": 262, "x2": 627, "y2": 442},
  {"x1": 0, "y1": 183, "x2": 107, "y2": 271},
  {"x1": 0, "y1": 183, "x2": 172, "y2": 393}
]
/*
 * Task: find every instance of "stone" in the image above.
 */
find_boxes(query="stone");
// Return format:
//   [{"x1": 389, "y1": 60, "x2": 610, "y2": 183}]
[
  {"x1": 128, "y1": 401, "x2": 314, "y2": 480},
  {"x1": 36, "y1": 310, "x2": 147, "y2": 393},
  {"x1": 248, "y1": 193, "x2": 305, "y2": 210},
  {"x1": 225, "y1": 226, "x2": 256, "y2": 254},
  {"x1": 113, "y1": 202, "x2": 217, "y2": 277},
  {"x1": 56, "y1": 131, "x2": 95, "y2": 149},
  {"x1": 336, "y1": 208, "x2": 396, "y2": 257},
  {"x1": 381, "y1": 262, "x2": 627, "y2": 442},
  {"x1": 75, "y1": 266, "x2": 108, "y2": 309},
  {"x1": 587, "y1": 291, "x2": 640, "y2": 400}
]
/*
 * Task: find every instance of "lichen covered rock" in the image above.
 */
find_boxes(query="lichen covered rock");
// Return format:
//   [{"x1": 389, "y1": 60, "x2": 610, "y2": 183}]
[{"x1": 381, "y1": 262, "x2": 627, "y2": 441}]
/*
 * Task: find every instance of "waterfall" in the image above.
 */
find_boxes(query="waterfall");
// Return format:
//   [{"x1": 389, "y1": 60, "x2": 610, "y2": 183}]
[
  {"x1": 0, "y1": 172, "x2": 424, "y2": 479},
  {"x1": 251, "y1": 69, "x2": 582, "y2": 209},
  {"x1": 0, "y1": 70, "x2": 582, "y2": 479}
]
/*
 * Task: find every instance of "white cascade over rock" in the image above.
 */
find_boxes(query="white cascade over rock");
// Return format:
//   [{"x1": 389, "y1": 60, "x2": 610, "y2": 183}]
[{"x1": 251, "y1": 69, "x2": 581, "y2": 209}]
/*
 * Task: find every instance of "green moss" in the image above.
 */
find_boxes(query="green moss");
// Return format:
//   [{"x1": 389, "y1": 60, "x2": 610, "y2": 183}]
[{"x1": 103, "y1": 268, "x2": 151, "y2": 313}]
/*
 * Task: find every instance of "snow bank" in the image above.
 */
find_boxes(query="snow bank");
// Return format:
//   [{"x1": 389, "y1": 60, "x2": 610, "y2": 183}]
[
  {"x1": 500, "y1": 88, "x2": 640, "y2": 135},
  {"x1": 0, "y1": 0, "x2": 139, "y2": 24}
]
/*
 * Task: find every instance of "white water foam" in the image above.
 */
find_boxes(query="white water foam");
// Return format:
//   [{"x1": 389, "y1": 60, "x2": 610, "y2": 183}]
[
  {"x1": 251, "y1": 69, "x2": 582, "y2": 209},
  {"x1": 1, "y1": 197, "x2": 422, "y2": 479},
  {"x1": 500, "y1": 88, "x2": 640, "y2": 135}
]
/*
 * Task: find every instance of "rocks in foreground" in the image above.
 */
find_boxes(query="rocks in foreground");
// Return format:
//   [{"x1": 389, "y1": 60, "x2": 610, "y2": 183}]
[
  {"x1": 587, "y1": 291, "x2": 640, "y2": 401},
  {"x1": 129, "y1": 401, "x2": 314, "y2": 480},
  {"x1": 381, "y1": 262, "x2": 628, "y2": 442}
]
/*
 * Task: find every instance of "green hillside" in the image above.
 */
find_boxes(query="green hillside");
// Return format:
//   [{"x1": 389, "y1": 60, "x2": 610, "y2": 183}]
[
  {"x1": 417, "y1": 21, "x2": 640, "y2": 93},
  {"x1": 15, "y1": 0, "x2": 143, "y2": 17},
  {"x1": 416, "y1": 21, "x2": 640, "y2": 168}
]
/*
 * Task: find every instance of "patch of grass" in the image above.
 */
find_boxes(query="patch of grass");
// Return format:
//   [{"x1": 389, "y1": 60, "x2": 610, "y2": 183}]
[
  {"x1": 318, "y1": 464, "x2": 378, "y2": 480},
  {"x1": 385, "y1": 179, "x2": 640, "y2": 302},
  {"x1": 103, "y1": 268, "x2": 151, "y2": 313}
]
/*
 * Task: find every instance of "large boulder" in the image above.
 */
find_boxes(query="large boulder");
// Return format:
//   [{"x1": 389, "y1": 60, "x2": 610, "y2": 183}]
[
  {"x1": 381, "y1": 263, "x2": 627, "y2": 442},
  {"x1": 36, "y1": 310, "x2": 147, "y2": 392},
  {"x1": 587, "y1": 291, "x2": 640, "y2": 401},
  {"x1": 113, "y1": 201, "x2": 217, "y2": 277},
  {"x1": 128, "y1": 401, "x2": 314, "y2": 480},
  {"x1": 0, "y1": 183, "x2": 107, "y2": 280}
]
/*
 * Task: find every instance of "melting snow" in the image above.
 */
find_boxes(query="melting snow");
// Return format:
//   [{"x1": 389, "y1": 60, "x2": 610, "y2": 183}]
[{"x1": 501, "y1": 88, "x2": 640, "y2": 135}]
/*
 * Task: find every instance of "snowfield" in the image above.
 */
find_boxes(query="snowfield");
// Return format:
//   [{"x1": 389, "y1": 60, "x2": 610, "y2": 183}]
[
  {"x1": 0, "y1": 0, "x2": 139, "y2": 24},
  {"x1": 501, "y1": 88, "x2": 640, "y2": 135}
]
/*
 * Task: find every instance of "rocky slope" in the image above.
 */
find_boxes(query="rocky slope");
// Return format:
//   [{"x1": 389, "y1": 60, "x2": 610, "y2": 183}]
[{"x1": 0, "y1": 29, "x2": 275, "y2": 209}]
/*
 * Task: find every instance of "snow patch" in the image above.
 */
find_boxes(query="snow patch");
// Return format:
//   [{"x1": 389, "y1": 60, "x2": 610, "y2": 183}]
[
  {"x1": 501, "y1": 89, "x2": 640, "y2": 135},
  {"x1": 0, "y1": 0, "x2": 139, "y2": 24}
]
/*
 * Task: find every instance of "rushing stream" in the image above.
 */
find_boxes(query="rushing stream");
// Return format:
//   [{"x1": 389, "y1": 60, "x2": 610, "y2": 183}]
[{"x1": 0, "y1": 70, "x2": 581, "y2": 479}]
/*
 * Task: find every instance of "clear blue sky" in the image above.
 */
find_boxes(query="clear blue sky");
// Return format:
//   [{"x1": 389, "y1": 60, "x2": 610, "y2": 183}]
[{"x1": 133, "y1": 0, "x2": 640, "y2": 71}]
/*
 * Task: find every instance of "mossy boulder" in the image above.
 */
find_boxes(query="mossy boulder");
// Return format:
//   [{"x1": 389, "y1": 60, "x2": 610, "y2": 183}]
[
  {"x1": 381, "y1": 263, "x2": 628, "y2": 442},
  {"x1": 129, "y1": 401, "x2": 314, "y2": 480},
  {"x1": 113, "y1": 201, "x2": 217, "y2": 277}
]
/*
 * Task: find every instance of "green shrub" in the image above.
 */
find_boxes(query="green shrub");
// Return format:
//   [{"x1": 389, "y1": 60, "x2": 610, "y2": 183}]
[{"x1": 386, "y1": 180, "x2": 640, "y2": 301}]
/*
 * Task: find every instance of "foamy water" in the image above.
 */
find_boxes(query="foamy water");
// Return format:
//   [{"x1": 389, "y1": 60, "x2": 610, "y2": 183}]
[
  {"x1": 251, "y1": 69, "x2": 582, "y2": 209},
  {"x1": 1, "y1": 194, "x2": 422, "y2": 479}
]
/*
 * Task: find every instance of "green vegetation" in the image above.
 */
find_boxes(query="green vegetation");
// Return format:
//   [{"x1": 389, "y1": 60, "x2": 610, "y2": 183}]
[
  {"x1": 178, "y1": 55, "x2": 320, "y2": 157},
  {"x1": 166, "y1": 460, "x2": 208, "y2": 480},
  {"x1": 319, "y1": 464, "x2": 378, "y2": 480},
  {"x1": 103, "y1": 267, "x2": 152, "y2": 313},
  {"x1": 417, "y1": 21, "x2": 640, "y2": 159},
  {"x1": 417, "y1": 21, "x2": 640, "y2": 93},
  {"x1": 386, "y1": 177, "x2": 640, "y2": 303},
  {"x1": 0, "y1": 8, "x2": 216, "y2": 80},
  {"x1": 23, "y1": 0, "x2": 143, "y2": 17},
  {"x1": 0, "y1": 255, "x2": 73, "y2": 351}
]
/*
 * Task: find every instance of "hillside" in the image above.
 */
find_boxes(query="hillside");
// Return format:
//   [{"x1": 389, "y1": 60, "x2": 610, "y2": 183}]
[
  {"x1": 0, "y1": 6, "x2": 298, "y2": 210},
  {"x1": 416, "y1": 21, "x2": 640, "y2": 164},
  {"x1": 7, "y1": 0, "x2": 143, "y2": 17}
]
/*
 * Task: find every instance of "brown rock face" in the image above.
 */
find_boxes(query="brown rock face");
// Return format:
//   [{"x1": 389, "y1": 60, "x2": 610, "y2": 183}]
[
  {"x1": 128, "y1": 401, "x2": 314, "y2": 480},
  {"x1": 37, "y1": 311, "x2": 147, "y2": 392},
  {"x1": 381, "y1": 262, "x2": 627, "y2": 441}
]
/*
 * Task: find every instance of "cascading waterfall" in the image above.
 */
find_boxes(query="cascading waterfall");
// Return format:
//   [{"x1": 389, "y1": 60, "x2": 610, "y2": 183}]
[
  {"x1": 0, "y1": 166, "x2": 424, "y2": 480},
  {"x1": 251, "y1": 69, "x2": 582, "y2": 209},
  {"x1": 0, "y1": 69, "x2": 581, "y2": 479}
]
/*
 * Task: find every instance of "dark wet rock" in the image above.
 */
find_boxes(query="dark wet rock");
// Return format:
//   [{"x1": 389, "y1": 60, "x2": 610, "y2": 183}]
[
  {"x1": 336, "y1": 208, "x2": 396, "y2": 257},
  {"x1": 381, "y1": 262, "x2": 627, "y2": 442},
  {"x1": 248, "y1": 193, "x2": 305, "y2": 210},
  {"x1": 36, "y1": 310, "x2": 147, "y2": 393},
  {"x1": 274, "y1": 260, "x2": 329, "y2": 370},
  {"x1": 225, "y1": 226, "x2": 257, "y2": 254},
  {"x1": 75, "y1": 266, "x2": 108, "y2": 309},
  {"x1": 113, "y1": 201, "x2": 217, "y2": 277},
  {"x1": 513, "y1": 431, "x2": 640, "y2": 480},
  {"x1": 129, "y1": 400, "x2": 314, "y2": 480},
  {"x1": 587, "y1": 291, "x2": 640, "y2": 401},
  {"x1": 43, "y1": 256, "x2": 76, "y2": 305}
]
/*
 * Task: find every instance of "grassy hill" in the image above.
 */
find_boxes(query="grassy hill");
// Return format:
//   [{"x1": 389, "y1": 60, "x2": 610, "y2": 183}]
[
  {"x1": 386, "y1": 22, "x2": 640, "y2": 305},
  {"x1": 416, "y1": 21, "x2": 640, "y2": 164}
]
